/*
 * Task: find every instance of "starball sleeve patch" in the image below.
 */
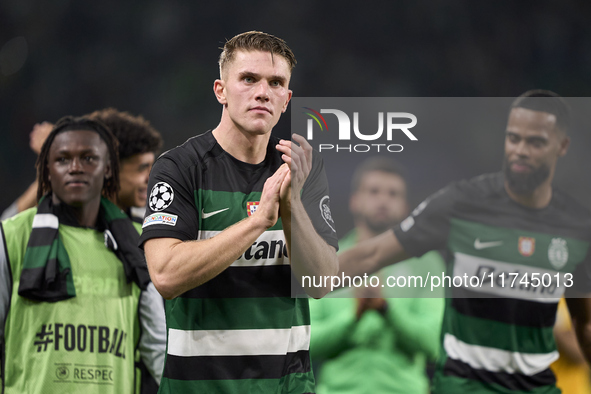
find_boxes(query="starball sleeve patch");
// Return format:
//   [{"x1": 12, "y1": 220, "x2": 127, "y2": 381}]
[{"x1": 149, "y1": 182, "x2": 175, "y2": 211}]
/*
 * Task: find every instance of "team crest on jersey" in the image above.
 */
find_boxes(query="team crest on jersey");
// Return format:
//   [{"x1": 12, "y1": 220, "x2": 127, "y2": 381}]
[
  {"x1": 518, "y1": 237, "x2": 535, "y2": 257},
  {"x1": 247, "y1": 201, "x2": 259, "y2": 216},
  {"x1": 548, "y1": 238, "x2": 569, "y2": 269},
  {"x1": 149, "y1": 182, "x2": 174, "y2": 211}
]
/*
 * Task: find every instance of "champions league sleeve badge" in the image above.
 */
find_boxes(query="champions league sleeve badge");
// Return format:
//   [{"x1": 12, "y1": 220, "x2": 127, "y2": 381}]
[{"x1": 149, "y1": 182, "x2": 174, "y2": 211}]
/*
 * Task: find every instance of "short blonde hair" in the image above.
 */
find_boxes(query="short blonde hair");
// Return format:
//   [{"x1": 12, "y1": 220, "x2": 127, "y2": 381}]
[{"x1": 218, "y1": 31, "x2": 296, "y2": 77}]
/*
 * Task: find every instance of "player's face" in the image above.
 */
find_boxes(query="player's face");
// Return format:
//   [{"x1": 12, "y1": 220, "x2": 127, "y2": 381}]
[
  {"x1": 117, "y1": 152, "x2": 155, "y2": 211},
  {"x1": 215, "y1": 50, "x2": 292, "y2": 135},
  {"x1": 503, "y1": 107, "x2": 569, "y2": 194},
  {"x1": 48, "y1": 130, "x2": 111, "y2": 207},
  {"x1": 350, "y1": 171, "x2": 408, "y2": 234}
]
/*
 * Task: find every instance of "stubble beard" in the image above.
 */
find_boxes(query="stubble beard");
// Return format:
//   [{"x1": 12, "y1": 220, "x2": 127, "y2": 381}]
[{"x1": 503, "y1": 157, "x2": 550, "y2": 195}]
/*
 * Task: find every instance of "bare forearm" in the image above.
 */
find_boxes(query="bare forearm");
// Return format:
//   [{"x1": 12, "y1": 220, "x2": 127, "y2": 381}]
[
  {"x1": 339, "y1": 241, "x2": 381, "y2": 278},
  {"x1": 339, "y1": 230, "x2": 408, "y2": 278},
  {"x1": 554, "y1": 328, "x2": 587, "y2": 365},
  {"x1": 565, "y1": 296, "x2": 591, "y2": 364},
  {"x1": 16, "y1": 182, "x2": 38, "y2": 212},
  {"x1": 572, "y1": 323, "x2": 591, "y2": 364},
  {"x1": 282, "y1": 199, "x2": 338, "y2": 298},
  {"x1": 145, "y1": 216, "x2": 269, "y2": 299}
]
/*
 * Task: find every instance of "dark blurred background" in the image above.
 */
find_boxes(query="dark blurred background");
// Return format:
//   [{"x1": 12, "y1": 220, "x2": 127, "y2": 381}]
[{"x1": 2, "y1": 0, "x2": 590, "y2": 234}]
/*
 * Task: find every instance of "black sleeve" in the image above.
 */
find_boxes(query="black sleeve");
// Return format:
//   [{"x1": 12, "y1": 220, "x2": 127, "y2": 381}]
[
  {"x1": 393, "y1": 184, "x2": 457, "y2": 257},
  {"x1": 138, "y1": 154, "x2": 200, "y2": 247},
  {"x1": 300, "y1": 151, "x2": 339, "y2": 251}
]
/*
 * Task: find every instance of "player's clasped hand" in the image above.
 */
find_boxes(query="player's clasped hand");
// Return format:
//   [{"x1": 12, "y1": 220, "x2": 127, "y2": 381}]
[
  {"x1": 355, "y1": 285, "x2": 387, "y2": 320},
  {"x1": 253, "y1": 163, "x2": 290, "y2": 229},
  {"x1": 275, "y1": 133, "x2": 313, "y2": 200}
]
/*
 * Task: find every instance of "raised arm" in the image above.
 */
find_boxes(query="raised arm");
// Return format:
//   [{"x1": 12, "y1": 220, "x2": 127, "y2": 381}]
[
  {"x1": 338, "y1": 229, "x2": 410, "y2": 278},
  {"x1": 1, "y1": 122, "x2": 53, "y2": 220},
  {"x1": 277, "y1": 135, "x2": 338, "y2": 298},
  {"x1": 144, "y1": 164, "x2": 289, "y2": 299}
]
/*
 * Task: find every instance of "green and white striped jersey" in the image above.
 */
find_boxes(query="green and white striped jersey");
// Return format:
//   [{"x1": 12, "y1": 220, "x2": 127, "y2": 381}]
[
  {"x1": 394, "y1": 173, "x2": 591, "y2": 394},
  {"x1": 139, "y1": 131, "x2": 338, "y2": 394}
]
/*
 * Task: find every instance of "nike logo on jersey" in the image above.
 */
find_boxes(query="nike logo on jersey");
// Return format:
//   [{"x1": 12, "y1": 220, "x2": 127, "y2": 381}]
[
  {"x1": 474, "y1": 239, "x2": 503, "y2": 250},
  {"x1": 201, "y1": 208, "x2": 229, "y2": 219}
]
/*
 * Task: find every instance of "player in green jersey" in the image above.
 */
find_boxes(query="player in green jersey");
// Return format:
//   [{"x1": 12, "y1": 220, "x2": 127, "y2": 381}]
[
  {"x1": 310, "y1": 157, "x2": 445, "y2": 394},
  {"x1": 140, "y1": 31, "x2": 339, "y2": 393},
  {"x1": 339, "y1": 90, "x2": 591, "y2": 393}
]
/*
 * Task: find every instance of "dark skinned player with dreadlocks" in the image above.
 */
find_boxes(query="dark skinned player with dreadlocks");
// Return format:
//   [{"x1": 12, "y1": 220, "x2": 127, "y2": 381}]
[{"x1": 0, "y1": 116, "x2": 165, "y2": 394}]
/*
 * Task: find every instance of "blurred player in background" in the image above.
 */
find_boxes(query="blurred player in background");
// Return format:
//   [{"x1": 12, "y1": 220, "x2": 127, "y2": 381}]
[
  {"x1": 88, "y1": 108, "x2": 163, "y2": 223},
  {"x1": 310, "y1": 157, "x2": 445, "y2": 394},
  {"x1": 339, "y1": 90, "x2": 591, "y2": 393}
]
